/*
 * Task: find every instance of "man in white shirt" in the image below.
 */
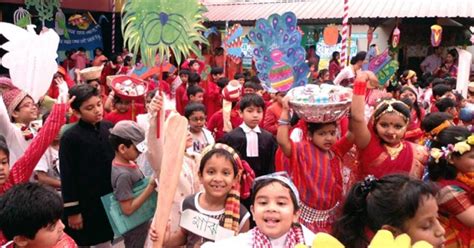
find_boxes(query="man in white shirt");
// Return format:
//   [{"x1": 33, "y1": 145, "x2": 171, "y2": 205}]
[{"x1": 420, "y1": 47, "x2": 443, "y2": 74}]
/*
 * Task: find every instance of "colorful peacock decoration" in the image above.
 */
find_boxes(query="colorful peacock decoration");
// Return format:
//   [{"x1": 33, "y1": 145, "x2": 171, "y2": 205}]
[
  {"x1": 121, "y1": 0, "x2": 209, "y2": 67},
  {"x1": 249, "y1": 11, "x2": 309, "y2": 92}
]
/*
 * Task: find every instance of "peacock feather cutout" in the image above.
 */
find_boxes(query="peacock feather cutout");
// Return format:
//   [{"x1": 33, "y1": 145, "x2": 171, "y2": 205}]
[
  {"x1": 249, "y1": 11, "x2": 309, "y2": 92},
  {"x1": 121, "y1": 0, "x2": 209, "y2": 67}
]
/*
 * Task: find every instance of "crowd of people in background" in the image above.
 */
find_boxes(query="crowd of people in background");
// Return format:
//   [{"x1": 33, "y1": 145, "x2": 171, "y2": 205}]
[{"x1": 0, "y1": 42, "x2": 473, "y2": 248}]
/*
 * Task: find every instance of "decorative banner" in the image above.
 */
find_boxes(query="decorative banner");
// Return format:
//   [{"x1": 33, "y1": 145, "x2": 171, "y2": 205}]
[
  {"x1": 121, "y1": 0, "x2": 209, "y2": 67},
  {"x1": 361, "y1": 49, "x2": 398, "y2": 86},
  {"x1": 57, "y1": 25, "x2": 104, "y2": 61},
  {"x1": 431, "y1": 24, "x2": 443, "y2": 47},
  {"x1": 25, "y1": 0, "x2": 60, "y2": 24},
  {"x1": 376, "y1": 60, "x2": 399, "y2": 86},
  {"x1": 13, "y1": 7, "x2": 31, "y2": 28},
  {"x1": 363, "y1": 49, "x2": 391, "y2": 72},
  {"x1": 249, "y1": 12, "x2": 309, "y2": 92},
  {"x1": 323, "y1": 24, "x2": 339, "y2": 46},
  {"x1": 392, "y1": 27, "x2": 400, "y2": 48},
  {"x1": 0, "y1": 23, "x2": 60, "y2": 102},
  {"x1": 224, "y1": 23, "x2": 243, "y2": 64}
]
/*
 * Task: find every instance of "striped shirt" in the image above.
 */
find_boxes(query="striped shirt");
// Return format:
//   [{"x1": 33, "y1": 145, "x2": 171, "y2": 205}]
[{"x1": 284, "y1": 137, "x2": 352, "y2": 210}]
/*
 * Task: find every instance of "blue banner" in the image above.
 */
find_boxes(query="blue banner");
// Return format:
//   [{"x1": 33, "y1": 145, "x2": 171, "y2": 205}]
[{"x1": 58, "y1": 25, "x2": 103, "y2": 61}]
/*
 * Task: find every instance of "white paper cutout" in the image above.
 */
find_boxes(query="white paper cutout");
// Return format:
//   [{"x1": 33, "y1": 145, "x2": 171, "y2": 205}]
[{"x1": 0, "y1": 22, "x2": 60, "y2": 102}]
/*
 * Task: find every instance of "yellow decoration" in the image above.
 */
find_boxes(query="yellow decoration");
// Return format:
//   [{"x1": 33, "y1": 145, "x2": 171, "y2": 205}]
[
  {"x1": 430, "y1": 148, "x2": 443, "y2": 163},
  {"x1": 369, "y1": 230, "x2": 433, "y2": 248},
  {"x1": 454, "y1": 140, "x2": 471, "y2": 155},
  {"x1": 303, "y1": 229, "x2": 436, "y2": 248},
  {"x1": 312, "y1": 232, "x2": 345, "y2": 248},
  {"x1": 467, "y1": 134, "x2": 474, "y2": 145}
]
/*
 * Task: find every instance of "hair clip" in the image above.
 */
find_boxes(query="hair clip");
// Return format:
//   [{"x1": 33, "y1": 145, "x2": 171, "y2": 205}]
[
  {"x1": 253, "y1": 171, "x2": 300, "y2": 205},
  {"x1": 429, "y1": 143, "x2": 464, "y2": 164},
  {"x1": 360, "y1": 175, "x2": 378, "y2": 194},
  {"x1": 429, "y1": 148, "x2": 446, "y2": 163},
  {"x1": 429, "y1": 120, "x2": 451, "y2": 137},
  {"x1": 453, "y1": 135, "x2": 473, "y2": 155}
]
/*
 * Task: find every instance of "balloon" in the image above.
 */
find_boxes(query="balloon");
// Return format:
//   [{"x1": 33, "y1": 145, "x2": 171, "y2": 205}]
[{"x1": 323, "y1": 25, "x2": 339, "y2": 46}]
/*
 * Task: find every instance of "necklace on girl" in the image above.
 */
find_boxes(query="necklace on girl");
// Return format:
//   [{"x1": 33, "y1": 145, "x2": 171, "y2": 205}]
[{"x1": 384, "y1": 142, "x2": 404, "y2": 160}]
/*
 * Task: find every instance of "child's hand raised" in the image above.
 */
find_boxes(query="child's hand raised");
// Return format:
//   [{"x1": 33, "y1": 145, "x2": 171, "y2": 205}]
[
  {"x1": 56, "y1": 77, "x2": 70, "y2": 104},
  {"x1": 282, "y1": 95, "x2": 292, "y2": 110},
  {"x1": 149, "y1": 92, "x2": 164, "y2": 115}
]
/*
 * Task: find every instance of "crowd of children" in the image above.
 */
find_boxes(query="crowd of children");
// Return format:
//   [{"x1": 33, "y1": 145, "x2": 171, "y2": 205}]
[{"x1": 0, "y1": 43, "x2": 473, "y2": 248}]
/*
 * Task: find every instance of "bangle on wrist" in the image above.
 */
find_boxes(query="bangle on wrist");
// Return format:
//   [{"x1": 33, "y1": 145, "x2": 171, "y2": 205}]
[{"x1": 278, "y1": 119, "x2": 290, "y2": 126}]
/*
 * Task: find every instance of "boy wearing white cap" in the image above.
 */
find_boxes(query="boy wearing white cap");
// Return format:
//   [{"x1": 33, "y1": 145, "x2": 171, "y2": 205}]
[{"x1": 109, "y1": 120, "x2": 156, "y2": 248}]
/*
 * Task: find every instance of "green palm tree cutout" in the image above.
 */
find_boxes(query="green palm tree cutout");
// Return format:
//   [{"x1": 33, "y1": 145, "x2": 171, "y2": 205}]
[
  {"x1": 121, "y1": 0, "x2": 209, "y2": 67},
  {"x1": 25, "y1": 0, "x2": 60, "y2": 23}
]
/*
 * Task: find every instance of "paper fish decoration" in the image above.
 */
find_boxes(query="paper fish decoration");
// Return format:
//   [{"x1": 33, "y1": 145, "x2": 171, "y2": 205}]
[
  {"x1": 0, "y1": 23, "x2": 60, "y2": 102},
  {"x1": 392, "y1": 27, "x2": 400, "y2": 48},
  {"x1": 224, "y1": 24, "x2": 244, "y2": 64},
  {"x1": 431, "y1": 25, "x2": 443, "y2": 47}
]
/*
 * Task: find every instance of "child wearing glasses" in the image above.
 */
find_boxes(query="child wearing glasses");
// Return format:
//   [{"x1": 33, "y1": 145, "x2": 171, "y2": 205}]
[{"x1": 184, "y1": 103, "x2": 215, "y2": 153}]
